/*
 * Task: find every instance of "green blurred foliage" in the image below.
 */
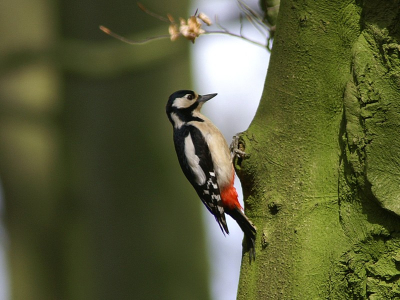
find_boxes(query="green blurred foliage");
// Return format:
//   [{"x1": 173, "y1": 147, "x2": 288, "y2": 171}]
[{"x1": 0, "y1": 0, "x2": 210, "y2": 299}]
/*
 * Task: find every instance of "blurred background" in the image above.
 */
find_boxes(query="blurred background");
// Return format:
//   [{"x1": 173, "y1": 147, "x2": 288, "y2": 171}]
[{"x1": 0, "y1": 0, "x2": 269, "y2": 299}]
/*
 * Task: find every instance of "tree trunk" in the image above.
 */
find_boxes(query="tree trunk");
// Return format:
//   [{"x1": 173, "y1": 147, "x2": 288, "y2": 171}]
[{"x1": 237, "y1": 0, "x2": 400, "y2": 299}]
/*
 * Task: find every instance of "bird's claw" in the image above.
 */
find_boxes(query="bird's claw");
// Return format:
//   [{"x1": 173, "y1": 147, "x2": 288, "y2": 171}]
[{"x1": 230, "y1": 134, "x2": 248, "y2": 160}]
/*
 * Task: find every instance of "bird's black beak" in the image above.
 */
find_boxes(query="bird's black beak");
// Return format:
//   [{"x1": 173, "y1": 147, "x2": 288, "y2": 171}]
[{"x1": 197, "y1": 93, "x2": 218, "y2": 103}]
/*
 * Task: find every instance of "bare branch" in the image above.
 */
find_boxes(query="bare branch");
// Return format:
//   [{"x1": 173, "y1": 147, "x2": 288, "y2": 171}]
[
  {"x1": 237, "y1": 0, "x2": 265, "y2": 25},
  {"x1": 203, "y1": 31, "x2": 266, "y2": 48},
  {"x1": 137, "y1": 2, "x2": 170, "y2": 22},
  {"x1": 244, "y1": 12, "x2": 270, "y2": 37},
  {"x1": 239, "y1": 13, "x2": 244, "y2": 36},
  {"x1": 100, "y1": 0, "x2": 272, "y2": 51},
  {"x1": 239, "y1": 1, "x2": 270, "y2": 30},
  {"x1": 214, "y1": 15, "x2": 229, "y2": 33},
  {"x1": 99, "y1": 26, "x2": 171, "y2": 44}
]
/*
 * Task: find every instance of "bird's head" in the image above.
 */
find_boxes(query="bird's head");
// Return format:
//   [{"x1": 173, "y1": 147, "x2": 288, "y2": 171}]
[{"x1": 166, "y1": 90, "x2": 217, "y2": 127}]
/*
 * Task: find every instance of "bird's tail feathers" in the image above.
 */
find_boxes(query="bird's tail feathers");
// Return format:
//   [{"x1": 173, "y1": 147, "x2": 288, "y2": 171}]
[
  {"x1": 226, "y1": 207, "x2": 257, "y2": 262},
  {"x1": 199, "y1": 196, "x2": 229, "y2": 235},
  {"x1": 214, "y1": 213, "x2": 229, "y2": 235}
]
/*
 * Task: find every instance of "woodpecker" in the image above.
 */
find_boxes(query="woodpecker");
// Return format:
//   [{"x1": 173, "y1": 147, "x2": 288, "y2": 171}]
[{"x1": 166, "y1": 90, "x2": 256, "y2": 260}]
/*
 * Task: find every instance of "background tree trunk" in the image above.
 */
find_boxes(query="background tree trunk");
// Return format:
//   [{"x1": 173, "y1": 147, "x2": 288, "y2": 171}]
[
  {"x1": 237, "y1": 0, "x2": 400, "y2": 299},
  {"x1": 0, "y1": 0, "x2": 210, "y2": 299}
]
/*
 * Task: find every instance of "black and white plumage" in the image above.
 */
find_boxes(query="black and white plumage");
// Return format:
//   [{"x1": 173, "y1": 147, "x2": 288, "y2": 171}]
[{"x1": 166, "y1": 90, "x2": 257, "y2": 260}]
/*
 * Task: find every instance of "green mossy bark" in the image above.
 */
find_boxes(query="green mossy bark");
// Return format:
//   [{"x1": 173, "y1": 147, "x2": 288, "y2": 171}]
[{"x1": 236, "y1": 0, "x2": 400, "y2": 299}]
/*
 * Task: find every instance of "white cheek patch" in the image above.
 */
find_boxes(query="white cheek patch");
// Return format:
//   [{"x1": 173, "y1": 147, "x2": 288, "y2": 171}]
[
  {"x1": 170, "y1": 112, "x2": 184, "y2": 129},
  {"x1": 172, "y1": 96, "x2": 196, "y2": 109},
  {"x1": 184, "y1": 133, "x2": 206, "y2": 185}
]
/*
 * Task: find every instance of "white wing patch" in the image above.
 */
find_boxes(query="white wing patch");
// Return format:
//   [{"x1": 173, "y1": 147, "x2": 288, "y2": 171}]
[{"x1": 184, "y1": 133, "x2": 206, "y2": 185}]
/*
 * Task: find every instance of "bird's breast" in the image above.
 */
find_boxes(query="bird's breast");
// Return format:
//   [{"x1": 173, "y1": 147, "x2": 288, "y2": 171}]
[{"x1": 188, "y1": 117, "x2": 233, "y2": 190}]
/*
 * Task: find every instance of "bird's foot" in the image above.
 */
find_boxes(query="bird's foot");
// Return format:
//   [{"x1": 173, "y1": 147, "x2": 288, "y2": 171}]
[{"x1": 230, "y1": 133, "x2": 248, "y2": 160}]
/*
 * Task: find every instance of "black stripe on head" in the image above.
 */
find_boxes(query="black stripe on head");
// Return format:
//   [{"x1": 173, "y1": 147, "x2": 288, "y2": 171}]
[
  {"x1": 166, "y1": 90, "x2": 196, "y2": 112},
  {"x1": 166, "y1": 90, "x2": 203, "y2": 124}
]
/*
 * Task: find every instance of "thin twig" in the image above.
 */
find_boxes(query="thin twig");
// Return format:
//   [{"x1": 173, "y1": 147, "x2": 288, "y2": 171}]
[
  {"x1": 238, "y1": 0, "x2": 270, "y2": 31},
  {"x1": 214, "y1": 15, "x2": 230, "y2": 33},
  {"x1": 245, "y1": 13, "x2": 270, "y2": 37},
  {"x1": 239, "y1": 13, "x2": 244, "y2": 36},
  {"x1": 100, "y1": 0, "x2": 272, "y2": 50},
  {"x1": 237, "y1": 0, "x2": 265, "y2": 25},
  {"x1": 204, "y1": 31, "x2": 265, "y2": 48},
  {"x1": 137, "y1": 2, "x2": 170, "y2": 22},
  {"x1": 100, "y1": 26, "x2": 171, "y2": 44}
]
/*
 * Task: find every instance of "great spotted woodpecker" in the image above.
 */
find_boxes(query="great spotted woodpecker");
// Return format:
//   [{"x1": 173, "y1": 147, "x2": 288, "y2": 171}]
[{"x1": 166, "y1": 90, "x2": 256, "y2": 260}]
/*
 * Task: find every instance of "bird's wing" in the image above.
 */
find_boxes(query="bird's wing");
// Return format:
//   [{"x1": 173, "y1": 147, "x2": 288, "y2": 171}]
[{"x1": 174, "y1": 125, "x2": 229, "y2": 234}]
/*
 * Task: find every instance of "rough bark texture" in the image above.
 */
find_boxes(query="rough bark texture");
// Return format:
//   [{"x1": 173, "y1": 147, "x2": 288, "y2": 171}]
[{"x1": 236, "y1": 0, "x2": 400, "y2": 299}]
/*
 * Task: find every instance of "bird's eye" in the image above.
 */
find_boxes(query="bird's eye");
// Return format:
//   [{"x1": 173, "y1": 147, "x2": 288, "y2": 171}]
[{"x1": 187, "y1": 95, "x2": 194, "y2": 100}]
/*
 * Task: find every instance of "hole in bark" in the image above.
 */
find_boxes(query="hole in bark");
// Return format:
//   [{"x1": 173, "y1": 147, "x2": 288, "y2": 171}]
[{"x1": 268, "y1": 202, "x2": 281, "y2": 215}]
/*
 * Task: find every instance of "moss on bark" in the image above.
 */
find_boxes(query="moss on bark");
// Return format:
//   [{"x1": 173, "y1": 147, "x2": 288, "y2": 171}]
[{"x1": 236, "y1": 0, "x2": 400, "y2": 298}]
